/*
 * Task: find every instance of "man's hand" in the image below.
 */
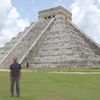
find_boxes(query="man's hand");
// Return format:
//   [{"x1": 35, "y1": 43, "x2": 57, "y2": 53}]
[
  {"x1": 10, "y1": 77, "x2": 12, "y2": 80},
  {"x1": 19, "y1": 76, "x2": 21, "y2": 80}
]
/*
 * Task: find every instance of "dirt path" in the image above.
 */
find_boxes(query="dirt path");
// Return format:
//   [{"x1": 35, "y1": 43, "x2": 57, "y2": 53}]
[
  {"x1": 0, "y1": 69, "x2": 32, "y2": 72},
  {"x1": 49, "y1": 71, "x2": 100, "y2": 74},
  {"x1": 0, "y1": 69, "x2": 100, "y2": 74}
]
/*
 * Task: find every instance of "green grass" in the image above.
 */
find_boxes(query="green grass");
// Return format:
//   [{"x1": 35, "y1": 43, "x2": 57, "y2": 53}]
[
  {"x1": 29, "y1": 67, "x2": 100, "y2": 72},
  {"x1": 0, "y1": 69, "x2": 100, "y2": 100}
]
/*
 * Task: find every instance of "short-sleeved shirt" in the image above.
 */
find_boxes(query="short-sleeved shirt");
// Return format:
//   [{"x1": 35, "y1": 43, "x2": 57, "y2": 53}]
[{"x1": 10, "y1": 63, "x2": 22, "y2": 77}]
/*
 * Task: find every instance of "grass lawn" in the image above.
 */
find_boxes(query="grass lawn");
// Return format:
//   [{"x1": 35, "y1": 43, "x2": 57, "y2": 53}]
[
  {"x1": 0, "y1": 69, "x2": 100, "y2": 100},
  {"x1": 29, "y1": 68, "x2": 100, "y2": 72}
]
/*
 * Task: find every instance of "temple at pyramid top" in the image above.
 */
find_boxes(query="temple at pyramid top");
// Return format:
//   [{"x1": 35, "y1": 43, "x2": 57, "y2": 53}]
[{"x1": 38, "y1": 6, "x2": 72, "y2": 21}]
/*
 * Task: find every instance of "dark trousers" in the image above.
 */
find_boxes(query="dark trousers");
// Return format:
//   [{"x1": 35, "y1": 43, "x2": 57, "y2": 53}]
[{"x1": 10, "y1": 77, "x2": 20, "y2": 96}]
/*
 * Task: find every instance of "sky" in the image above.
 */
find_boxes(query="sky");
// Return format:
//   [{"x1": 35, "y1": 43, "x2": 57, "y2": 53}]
[{"x1": 0, "y1": 0, "x2": 100, "y2": 47}]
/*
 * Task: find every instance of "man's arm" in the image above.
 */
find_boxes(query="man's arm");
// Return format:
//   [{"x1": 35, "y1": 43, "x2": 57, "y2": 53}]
[
  {"x1": 19, "y1": 64, "x2": 22, "y2": 79},
  {"x1": 10, "y1": 65, "x2": 12, "y2": 79},
  {"x1": 10, "y1": 70, "x2": 12, "y2": 77}
]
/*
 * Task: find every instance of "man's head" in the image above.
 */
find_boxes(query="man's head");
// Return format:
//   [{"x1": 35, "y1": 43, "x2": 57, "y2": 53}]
[{"x1": 13, "y1": 57, "x2": 18, "y2": 63}]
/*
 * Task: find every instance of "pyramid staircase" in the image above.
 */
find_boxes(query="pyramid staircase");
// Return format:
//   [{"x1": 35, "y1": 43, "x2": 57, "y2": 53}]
[
  {"x1": 0, "y1": 24, "x2": 33, "y2": 61},
  {"x1": 0, "y1": 18, "x2": 55, "y2": 67}
]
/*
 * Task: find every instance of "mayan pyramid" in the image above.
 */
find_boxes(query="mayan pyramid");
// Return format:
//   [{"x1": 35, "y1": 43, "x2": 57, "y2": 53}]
[{"x1": 0, "y1": 6, "x2": 100, "y2": 68}]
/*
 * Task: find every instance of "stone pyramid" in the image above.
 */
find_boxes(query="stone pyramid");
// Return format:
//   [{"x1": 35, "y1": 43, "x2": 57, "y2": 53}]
[{"x1": 0, "y1": 6, "x2": 100, "y2": 68}]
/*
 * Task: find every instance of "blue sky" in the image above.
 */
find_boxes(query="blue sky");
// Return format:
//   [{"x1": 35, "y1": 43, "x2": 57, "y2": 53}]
[
  {"x1": 11, "y1": 0, "x2": 73, "y2": 22},
  {"x1": 0, "y1": 0, "x2": 100, "y2": 47}
]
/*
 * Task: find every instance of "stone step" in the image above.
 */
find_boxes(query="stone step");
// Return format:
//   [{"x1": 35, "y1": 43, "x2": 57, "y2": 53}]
[
  {"x1": 28, "y1": 17, "x2": 97, "y2": 68},
  {"x1": 33, "y1": 55, "x2": 94, "y2": 63},
  {"x1": 0, "y1": 20, "x2": 50, "y2": 67},
  {"x1": 0, "y1": 24, "x2": 33, "y2": 58}
]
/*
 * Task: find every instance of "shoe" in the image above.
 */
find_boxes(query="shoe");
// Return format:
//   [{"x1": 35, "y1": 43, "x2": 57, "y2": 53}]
[
  {"x1": 11, "y1": 95, "x2": 14, "y2": 97},
  {"x1": 17, "y1": 95, "x2": 19, "y2": 97}
]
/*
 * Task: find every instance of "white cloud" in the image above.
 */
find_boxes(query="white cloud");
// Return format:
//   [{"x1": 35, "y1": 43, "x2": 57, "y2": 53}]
[
  {"x1": 71, "y1": 0, "x2": 100, "y2": 44},
  {"x1": 97, "y1": 0, "x2": 100, "y2": 2},
  {"x1": 97, "y1": 0, "x2": 100, "y2": 7},
  {"x1": 0, "y1": 0, "x2": 12, "y2": 33},
  {"x1": 0, "y1": 0, "x2": 29, "y2": 47},
  {"x1": 8, "y1": 7, "x2": 20, "y2": 19},
  {"x1": 0, "y1": 0, "x2": 12, "y2": 10}
]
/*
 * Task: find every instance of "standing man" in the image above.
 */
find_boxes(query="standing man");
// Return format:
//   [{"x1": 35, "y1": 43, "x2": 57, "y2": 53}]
[{"x1": 10, "y1": 57, "x2": 22, "y2": 97}]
